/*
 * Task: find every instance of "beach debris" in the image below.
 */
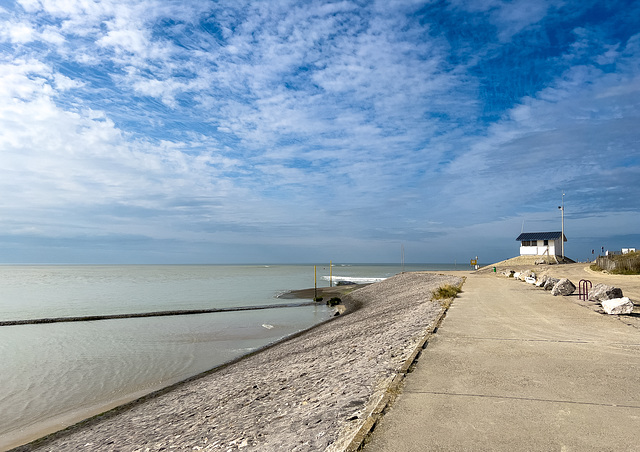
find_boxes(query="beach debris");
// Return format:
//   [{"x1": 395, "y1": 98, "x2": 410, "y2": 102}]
[
  {"x1": 588, "y1": 283, "x2": 624, "y2": 302},
  {"x1": 262, "y1": 324, "x2": 274, "y2": 329},
  {"x1": 551, "y1": 278, "x2": 576, "y2": 296},
  {"x1": 543, "y1": 277, "x2": 560, "y2": 291},
  {"x1": 601, "y1": 297, "x2": 634, "y2": 315}
]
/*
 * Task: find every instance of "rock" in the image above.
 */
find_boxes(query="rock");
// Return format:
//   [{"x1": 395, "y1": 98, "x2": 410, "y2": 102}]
[
  {"x1": 525, "y1": 276, "x2": 536, "y2": 284},
  {"x1": 601, "y1": 297, "x2": 634, "y2": 315},
  {"x1": 551, "y1": 278, "x2": 576, "y2": 296},
  {"x1": 535, "y1": 275, "x2": 547, "y2": 287},
  {"x1": 502, "y1": 270, "x2": 515, "y2": 278},
  {"x1": 519, "y1": 270, "x2": 536, "y2": 282},
  {"x1": 588, "y1": 283, "x2": 623, "y2": 302},
  {"x1": 513, "y1": 272, "x2": 521, "y2": 280},
  {"x1": 544, "y1": 277, "x2": 560, "y2": 291}
]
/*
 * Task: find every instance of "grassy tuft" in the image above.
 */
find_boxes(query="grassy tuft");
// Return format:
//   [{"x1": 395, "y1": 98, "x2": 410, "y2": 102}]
[
  {"x1": 590, "y1": 264, "x2": 603, "y2": 272},
  {"x1": 432, "y1": 284, "x2": 462, "y2": 300},
  {"x1": 611, "y1": 267, "x2": 640, "y2": 275}
]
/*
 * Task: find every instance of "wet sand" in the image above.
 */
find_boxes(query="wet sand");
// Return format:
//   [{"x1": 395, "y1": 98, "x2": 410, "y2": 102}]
[{"x1": 11, "y1": 272, "x2": 462, "y2": 451}]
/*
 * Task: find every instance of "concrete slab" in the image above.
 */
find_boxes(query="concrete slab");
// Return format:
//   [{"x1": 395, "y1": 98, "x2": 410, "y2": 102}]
[{"x1": 363, "y1": 274, "x2": 640, "y2": 452}]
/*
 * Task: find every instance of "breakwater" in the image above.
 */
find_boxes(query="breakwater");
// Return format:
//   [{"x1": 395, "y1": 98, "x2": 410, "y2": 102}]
[{"x1": 0, "y1": 302, "x2": 315, "y2": 326}]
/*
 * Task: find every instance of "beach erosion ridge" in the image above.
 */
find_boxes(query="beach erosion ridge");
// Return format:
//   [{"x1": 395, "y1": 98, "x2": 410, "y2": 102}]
[{"x1": 10, "y1": 271, "x2": 464, "y2": 452}]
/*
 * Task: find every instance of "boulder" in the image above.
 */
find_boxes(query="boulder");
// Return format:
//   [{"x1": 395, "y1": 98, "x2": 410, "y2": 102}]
[
  {"x1": 535, "y1": 275, "x2": 548, "y2": 287},
  {"x1": 525, "y1": 276, "x2": 536, "y2": 284},
  {"x1": 519, "y1": 270, "x2": 535, "y2": 281},
  {"x1": 601, "y1": 297, "x2": 634, "y2": 315},
  {"x1": 588, "y1": 283, "x2": 623, "y2": 302},
  {"x1": 551, "y1": 278, "x2": 576, "y2": 296},
  {"x1": 544, "y1": 277, "x2": 560, "y2": 291},
  {"x1": 513, "y1": 272, "x2": 521, "y2": 280}
]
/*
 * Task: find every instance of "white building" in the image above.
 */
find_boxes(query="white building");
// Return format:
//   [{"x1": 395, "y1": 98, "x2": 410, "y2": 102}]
[{"x1": 516, "y1": 232, "x2": 566, "y2": 256}]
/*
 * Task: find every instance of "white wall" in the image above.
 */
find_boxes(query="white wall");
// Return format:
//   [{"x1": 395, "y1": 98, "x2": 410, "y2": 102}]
[{"x1": 519, "y1": 239, "x2": 560, "y2": 256}]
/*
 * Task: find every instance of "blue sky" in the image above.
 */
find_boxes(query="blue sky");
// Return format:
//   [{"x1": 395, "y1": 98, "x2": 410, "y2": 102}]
[{"x1": 1, "y1": 0, "x2": 639, "y2": 264}]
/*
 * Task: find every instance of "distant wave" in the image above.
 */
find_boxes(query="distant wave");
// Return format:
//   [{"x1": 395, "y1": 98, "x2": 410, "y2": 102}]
[{"x1": 321, "y1": 276, "x2": 386, "y2": 284}]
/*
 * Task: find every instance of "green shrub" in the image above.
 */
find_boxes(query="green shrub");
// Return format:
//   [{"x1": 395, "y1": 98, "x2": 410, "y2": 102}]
[
  {"x1": 327, "y1": 297, "x2": 342, "y2": 306},
  {"x1": 314, "y1": 296, "x2": 323, "y2": 302}
]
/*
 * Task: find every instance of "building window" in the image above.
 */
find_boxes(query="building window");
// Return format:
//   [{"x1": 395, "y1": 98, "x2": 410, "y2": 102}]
[
  {"x1": 543, "y1": 240, "x2": 549, "y2": 246},
  {"x1": 522, "y1": 240, "x2": 536, "y2": 246}
]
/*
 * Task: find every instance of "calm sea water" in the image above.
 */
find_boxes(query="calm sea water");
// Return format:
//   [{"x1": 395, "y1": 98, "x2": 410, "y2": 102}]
[{"x1": 0, "y1": 263, "x2": 465, "y2": 449}]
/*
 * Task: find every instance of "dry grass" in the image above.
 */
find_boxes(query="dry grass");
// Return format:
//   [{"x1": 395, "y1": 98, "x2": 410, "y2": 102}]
[{"x1": 432, "y1": 284, "x2": 462, "y2": 308}]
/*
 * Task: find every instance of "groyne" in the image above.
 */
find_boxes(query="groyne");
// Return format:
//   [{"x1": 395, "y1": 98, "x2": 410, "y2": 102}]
[{"x1": 0, "y1": 302, "x2": 315, "y2": 326}]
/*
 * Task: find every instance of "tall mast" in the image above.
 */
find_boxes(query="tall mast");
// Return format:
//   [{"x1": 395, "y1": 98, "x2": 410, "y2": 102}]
[{"x1": 561, "y1": 193, "x2": 565, "y2": 259}]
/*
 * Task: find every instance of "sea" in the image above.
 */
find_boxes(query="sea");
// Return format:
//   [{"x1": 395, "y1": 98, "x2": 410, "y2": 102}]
[{"x1": 0, "y1": 263, "x2": 466, "y2": 450}]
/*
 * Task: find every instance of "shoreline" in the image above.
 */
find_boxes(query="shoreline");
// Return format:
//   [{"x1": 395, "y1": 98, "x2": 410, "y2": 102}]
[
  {"x1": 3, "y1": 302, "x2": 340, "y2": 451},
  {"x1": 10, "y1": 272, "x2": 463, "y2": 451}
]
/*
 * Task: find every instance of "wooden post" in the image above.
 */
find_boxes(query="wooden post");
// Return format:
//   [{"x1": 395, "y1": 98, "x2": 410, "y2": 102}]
[
  {"x1": 314, "y1": 265, "x2": 317, "y2": 301},
  {"x1": 330, "y1": 260, "x2": 332, "y2": 287}
]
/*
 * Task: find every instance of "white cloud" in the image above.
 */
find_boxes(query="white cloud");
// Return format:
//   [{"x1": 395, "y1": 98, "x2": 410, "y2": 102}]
[
  {"x1": 0, "y1": 58, "x2": 257, "y2": 242},
  {"x1": 0, "y1": 20, "x2": 35, "y2": 43},
  {"x1": 492, "y1": 0, "x2": 551, "y2": 41},
  {"x1": 1, "y1": 0, "x2": 639, "y2": 262},
  {"x1": 442, "y1": 34, "x2": 640, "y2": 225}
]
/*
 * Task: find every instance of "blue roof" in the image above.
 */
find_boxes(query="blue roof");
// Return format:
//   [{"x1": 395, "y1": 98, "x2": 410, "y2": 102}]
[{"x1": 516, "y1": 232, "x2": 566, "y2": 241}]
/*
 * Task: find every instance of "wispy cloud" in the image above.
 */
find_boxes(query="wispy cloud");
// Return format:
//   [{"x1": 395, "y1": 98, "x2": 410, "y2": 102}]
[{"x1": 0, "y1": 0, "x2": 638, "y2": 263}]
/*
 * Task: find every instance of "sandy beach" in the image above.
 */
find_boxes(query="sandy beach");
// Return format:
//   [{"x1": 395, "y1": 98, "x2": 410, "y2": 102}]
[{"x1": 10, "y1": 272, "x2": 463, "y2": 451}]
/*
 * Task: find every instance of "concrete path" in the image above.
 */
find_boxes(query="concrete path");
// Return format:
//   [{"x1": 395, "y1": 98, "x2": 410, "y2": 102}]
[{"x1": 364, "y1": 274, "x2": 640, "y2": 452}]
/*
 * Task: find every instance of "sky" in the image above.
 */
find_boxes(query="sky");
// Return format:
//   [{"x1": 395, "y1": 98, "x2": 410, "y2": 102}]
[{"x1": 1, "y1": 0, "x2": 639, "y2": 264}]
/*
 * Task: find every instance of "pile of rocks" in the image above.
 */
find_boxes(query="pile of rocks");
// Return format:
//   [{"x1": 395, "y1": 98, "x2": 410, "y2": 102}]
[
  {"x1": 587, "y1": 283, "x2": 634, "y2": 315},
  {"x1": 501, "y1": 271, "x2": 633, "y2": 315}
]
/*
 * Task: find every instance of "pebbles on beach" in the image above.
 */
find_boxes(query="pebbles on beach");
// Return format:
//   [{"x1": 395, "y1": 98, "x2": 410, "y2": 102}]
[{"x1": 16, "y1": 272, "x2": 462, "y2": 452}]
